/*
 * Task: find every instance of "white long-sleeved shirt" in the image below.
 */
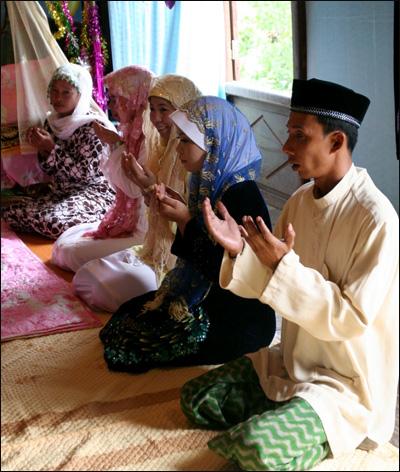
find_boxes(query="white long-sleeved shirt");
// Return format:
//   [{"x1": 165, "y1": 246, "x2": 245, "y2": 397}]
[
  {"x1": 100, "y1": 142, "x2": 146, "y2": 199},
  {"x1": 220, "y1": 165, "x2": 399, "y2": 457}
]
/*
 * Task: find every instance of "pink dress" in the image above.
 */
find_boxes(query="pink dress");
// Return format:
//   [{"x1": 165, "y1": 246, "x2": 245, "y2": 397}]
[{"x1": 84, "y1": 133, "x2": 146, "y2": 239}]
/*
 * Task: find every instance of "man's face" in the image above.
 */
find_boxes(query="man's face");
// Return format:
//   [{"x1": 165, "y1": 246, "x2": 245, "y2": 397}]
[{"x1": 282, "y1": 112, "x2": 336, "y2": 181}]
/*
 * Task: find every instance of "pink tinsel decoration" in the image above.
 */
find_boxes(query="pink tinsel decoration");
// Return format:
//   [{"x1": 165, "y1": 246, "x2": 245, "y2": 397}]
[
  {"x1": 61, "y1": 1, "x2": 76, "y2": 34},
  {"x1": 87, "y1": 2, "x2": 107, "y2": 111}
]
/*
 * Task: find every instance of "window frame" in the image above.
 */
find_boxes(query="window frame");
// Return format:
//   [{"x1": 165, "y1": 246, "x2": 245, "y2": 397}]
[{"x1": 224, "y1": 0, "x2": 307, "y2": 87}]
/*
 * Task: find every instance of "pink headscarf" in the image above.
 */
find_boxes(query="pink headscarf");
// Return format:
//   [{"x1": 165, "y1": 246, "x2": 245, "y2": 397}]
[{"x1": 104, "y1": 65, "x2": 153, "y2": 156}]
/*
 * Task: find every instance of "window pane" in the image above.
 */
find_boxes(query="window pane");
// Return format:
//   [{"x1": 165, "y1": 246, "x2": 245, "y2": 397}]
[{"x1": 236, "y1": 1, "x2": 293, "y2": 92}]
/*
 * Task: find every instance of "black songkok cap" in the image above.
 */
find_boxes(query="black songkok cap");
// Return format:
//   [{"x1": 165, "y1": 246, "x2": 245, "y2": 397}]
[{"x1": 290, "y1": 78, "x2": 370, "y2": 128}]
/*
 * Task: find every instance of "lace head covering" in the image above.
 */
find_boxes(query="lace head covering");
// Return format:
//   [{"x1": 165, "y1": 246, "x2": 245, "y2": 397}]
[
  {"x1": 146, "y1": 74, "x2": 202, "y2": 176},
  {"x1": 138, "y1": 74, "x2": 202, "y2": 280},
  {"x1": 148, "y1": 74, "x2": 202, "y2": 109},
  {"x1": 46, "y1": 63, "x2": 115, "y2": 140},
  {"x1": 144, "y1": 96, "x2": 262, "y2": 323}
]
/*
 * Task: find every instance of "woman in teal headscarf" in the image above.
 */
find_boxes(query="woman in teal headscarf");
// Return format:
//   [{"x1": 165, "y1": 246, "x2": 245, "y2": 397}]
[{"x1": 99, "y1": 96, "x2": 276, "y2": 373}]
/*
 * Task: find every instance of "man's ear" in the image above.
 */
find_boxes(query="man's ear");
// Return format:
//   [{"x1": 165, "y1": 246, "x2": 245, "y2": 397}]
[{"x1": 330, "y1": 131, "x2": 345, "y2": 152}]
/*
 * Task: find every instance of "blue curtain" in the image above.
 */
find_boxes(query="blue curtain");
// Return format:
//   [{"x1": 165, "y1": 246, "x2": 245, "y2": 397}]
[{"x1": 108, "y1": 1, "x2": 226, "y2": 98}]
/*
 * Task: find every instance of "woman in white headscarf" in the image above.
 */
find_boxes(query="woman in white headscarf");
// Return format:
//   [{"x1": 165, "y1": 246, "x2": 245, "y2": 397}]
[{"x1": 2, "y1": 63, "x2": 116, "y2": 239}]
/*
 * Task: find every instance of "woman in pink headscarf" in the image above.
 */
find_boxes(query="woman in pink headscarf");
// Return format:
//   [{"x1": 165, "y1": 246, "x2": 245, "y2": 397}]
[{"x1": 52, "y1": 65, "x2": 156, "y2": 271}]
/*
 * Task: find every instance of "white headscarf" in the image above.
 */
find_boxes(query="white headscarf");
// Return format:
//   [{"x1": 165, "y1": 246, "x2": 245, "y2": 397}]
[
  {"x1": 169, "y1": 109, "x2": 206, "y2": 151},
  {"x1": 46, "y1": 63, "x2": 116, "y2": 139}
]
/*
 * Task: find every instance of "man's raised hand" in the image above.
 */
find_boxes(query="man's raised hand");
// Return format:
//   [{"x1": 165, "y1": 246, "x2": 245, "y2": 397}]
[{"x1": 241, "y1": 216, "x2": 295, "y2": 270}]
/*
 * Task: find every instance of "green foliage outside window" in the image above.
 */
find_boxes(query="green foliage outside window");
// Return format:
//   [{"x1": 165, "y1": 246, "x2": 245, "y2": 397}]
[{"x1": 236, "y1": 1, "x2": 293, "y2": 92}]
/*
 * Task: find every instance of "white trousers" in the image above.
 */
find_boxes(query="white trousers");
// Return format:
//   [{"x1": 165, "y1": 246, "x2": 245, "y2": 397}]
[
  {"x1": 72, "y1": 248, "x2": 158, "y2": 312},
  {"x1": 51, "y1": 222, "x2": 145, "y2": 272}
]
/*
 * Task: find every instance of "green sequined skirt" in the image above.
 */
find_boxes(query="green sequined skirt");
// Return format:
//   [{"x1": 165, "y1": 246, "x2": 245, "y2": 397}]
[{"x1": 99, "y1": 291, "x2": 210, "y2": 373}]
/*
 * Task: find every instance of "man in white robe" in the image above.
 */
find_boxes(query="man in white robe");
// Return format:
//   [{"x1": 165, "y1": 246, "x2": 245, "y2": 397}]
[{"x1": 180, "y1": 78, "x2": 399, "y2": 471}]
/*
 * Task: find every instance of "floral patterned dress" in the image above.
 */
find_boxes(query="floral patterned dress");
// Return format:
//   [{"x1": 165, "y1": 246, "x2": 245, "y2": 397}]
[{"x1": 2, "y1": 122, "x2": 115, "y2": 239}]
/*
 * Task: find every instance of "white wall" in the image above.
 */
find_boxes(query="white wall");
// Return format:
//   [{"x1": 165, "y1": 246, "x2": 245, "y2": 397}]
[{"x1": 307, "y1": 0, "x2": 399, "y2": 212}]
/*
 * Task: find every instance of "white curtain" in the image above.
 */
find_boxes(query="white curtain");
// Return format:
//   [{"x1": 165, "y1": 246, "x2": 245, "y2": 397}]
[
  {"x1": 108, "y1": 0, "x2": 226, "y2": 97},
  {"x1": 6, "y1": 0, "x2": 68, "y2": 151},
  {"x1": 176, "y1": 1, "x2": 226, "y2": 97}
]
